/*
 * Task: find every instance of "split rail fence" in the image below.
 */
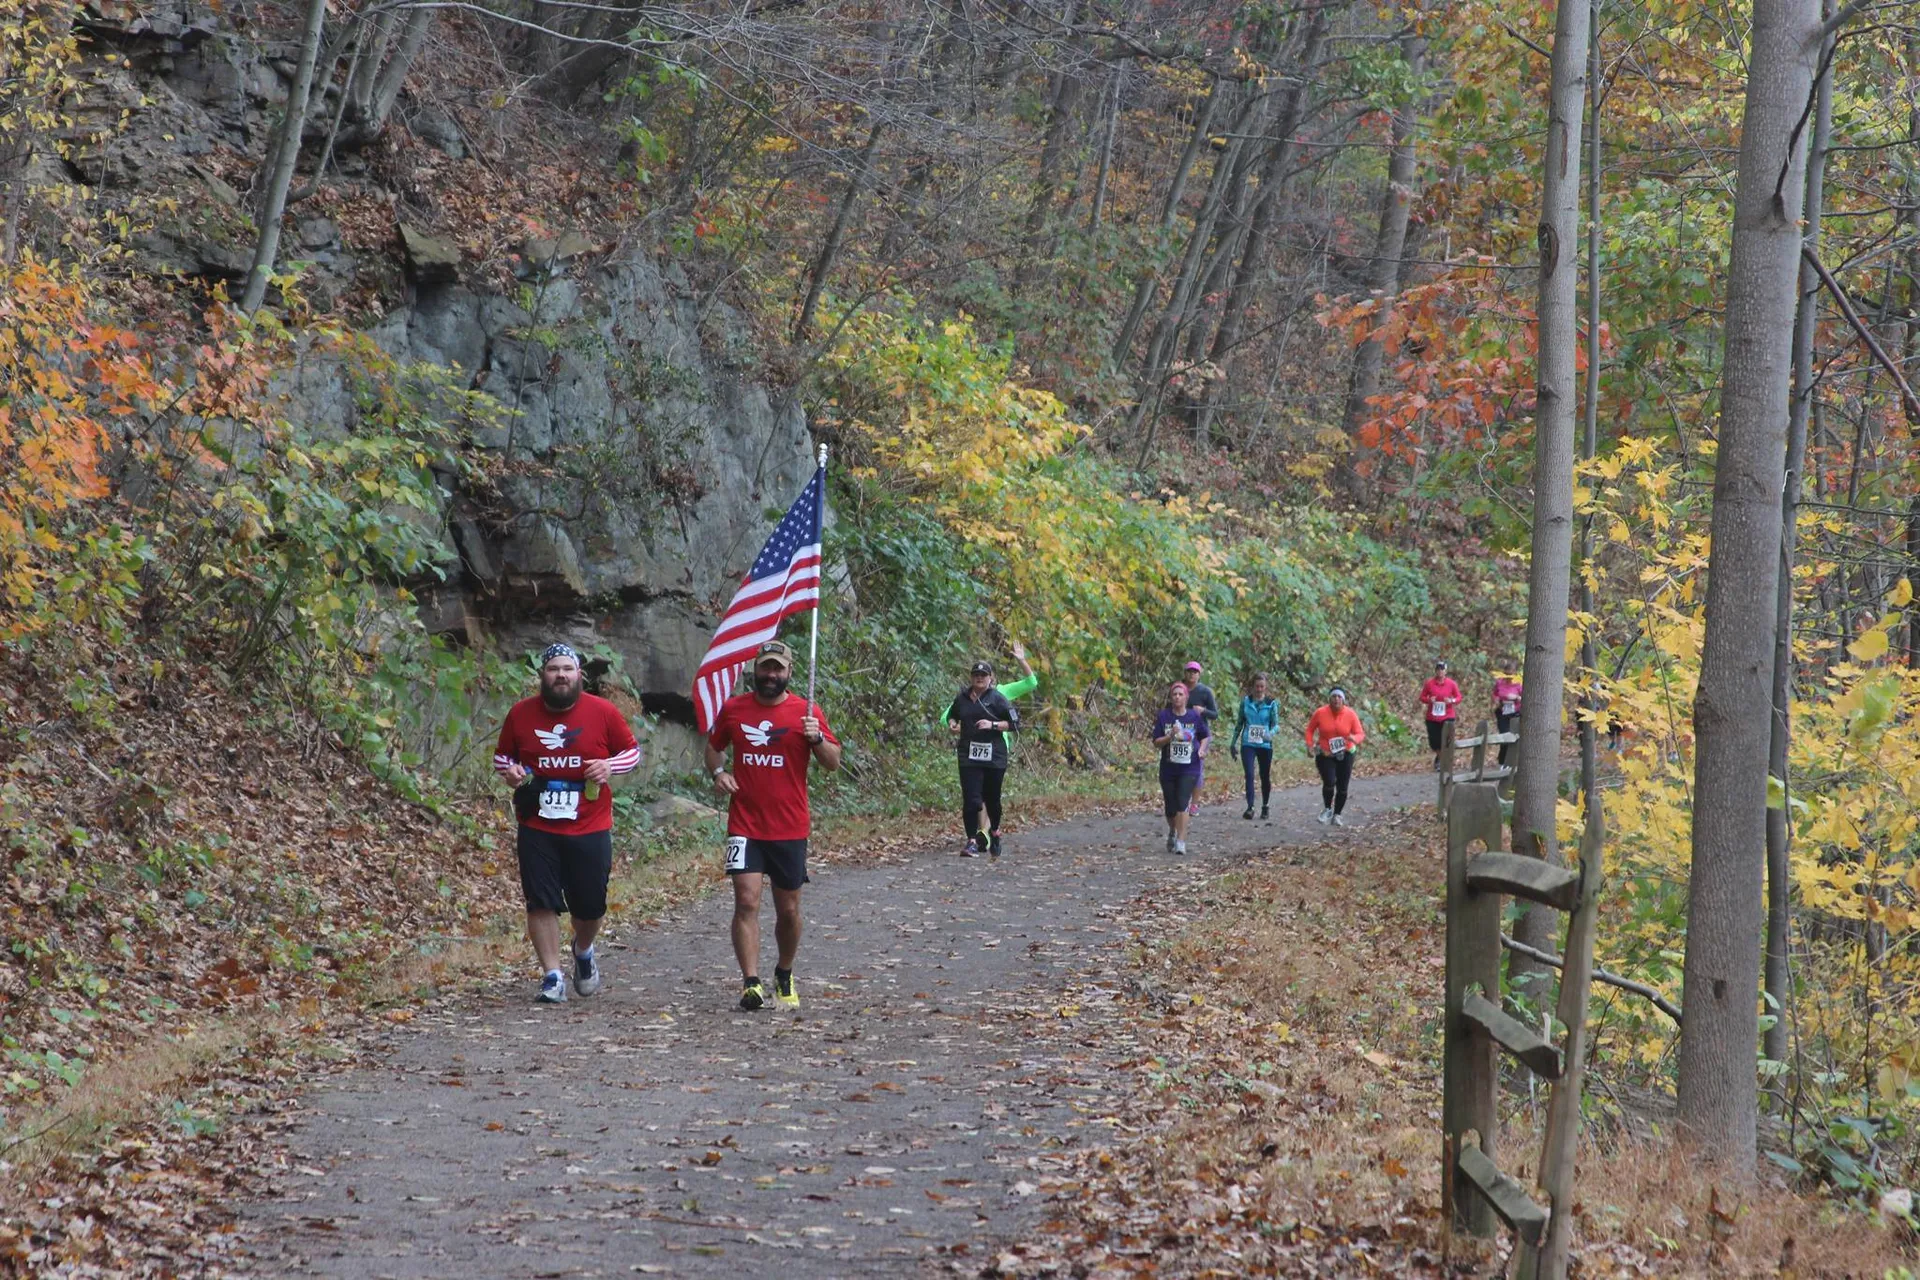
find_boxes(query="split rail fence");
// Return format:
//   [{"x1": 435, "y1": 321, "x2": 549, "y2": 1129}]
[{"x1": 1442, "y1": 780, "x2": 1605, "y2": 1279}]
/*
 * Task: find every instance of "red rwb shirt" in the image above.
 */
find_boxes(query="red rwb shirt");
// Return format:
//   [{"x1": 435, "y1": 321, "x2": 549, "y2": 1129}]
[
  {"x1": 494, "y1": 693, "x2": 641, "y2": 835},
  {"x1": 708, "y1": 692, "x2": 838, "y2": 841}
]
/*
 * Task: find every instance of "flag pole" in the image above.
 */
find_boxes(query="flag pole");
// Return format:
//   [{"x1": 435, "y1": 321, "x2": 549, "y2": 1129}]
[{"x1": 806, "y1": 443, "x2": 828, "y2": 714}]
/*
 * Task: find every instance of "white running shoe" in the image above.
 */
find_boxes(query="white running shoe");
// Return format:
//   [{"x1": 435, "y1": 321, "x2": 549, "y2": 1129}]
[
  {"x1": 1332, "y1": 813, "x2": 1347, "y2": 827},
  {"x1": 1318, "y1": 808, "x2": 1333, "y2": 824},
  {"x1": 573, "y1": 948, "x2": 602, "y2": 997},
  {"x1": 538, "y1": 970, "x2": 568, "y2": 1003},
  {"x1": 1173, "y1": 840, "x2": 1187, "y2": 856}
]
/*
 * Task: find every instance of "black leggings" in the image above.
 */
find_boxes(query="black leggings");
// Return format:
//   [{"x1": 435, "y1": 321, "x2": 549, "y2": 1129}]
[
  {"x1": 1316, "y1": 752, "x2": 1354, "y2": 813},
  {"x1": 1496, "y1": 711, "x2": 1517, "y2": 764},
  {"x1": 1160, "y1": 769, "x2": 1199, "y2": 818},
  {"x1": 960, "y1": 765, "x2": 1006, "y2": 839}
]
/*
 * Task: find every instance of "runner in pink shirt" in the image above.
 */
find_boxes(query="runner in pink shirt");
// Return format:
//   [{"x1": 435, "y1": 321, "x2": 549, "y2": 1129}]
[
  {"x1": 1492, "y1": 670, "x2": 1523, "y2": 765},
  {"x1": 1418, "y1": 660, "x2": 1462, "y2": 771}
]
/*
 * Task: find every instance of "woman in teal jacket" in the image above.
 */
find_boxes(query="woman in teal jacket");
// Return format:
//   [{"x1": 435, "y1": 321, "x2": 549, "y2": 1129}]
[{"x1": 1230, "y1": 672, "x2": 1280, "y2": 820}]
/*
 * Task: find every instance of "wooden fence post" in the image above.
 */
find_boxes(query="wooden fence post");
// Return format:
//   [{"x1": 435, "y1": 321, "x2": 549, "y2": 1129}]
[{"x1": 1443, "y1": 780, "x2": 1504, "y2": 1237}]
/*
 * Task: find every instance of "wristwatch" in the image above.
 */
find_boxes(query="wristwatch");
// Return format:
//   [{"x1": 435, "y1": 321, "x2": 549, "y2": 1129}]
[{"x1": 712, "y1": 765, "x2": 728, "y2": 777}]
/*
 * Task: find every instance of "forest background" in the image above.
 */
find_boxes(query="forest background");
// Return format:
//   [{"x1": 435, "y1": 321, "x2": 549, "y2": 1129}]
[{"x1": 4, "y1": 0, "x2": 1920, "y2": 1268}]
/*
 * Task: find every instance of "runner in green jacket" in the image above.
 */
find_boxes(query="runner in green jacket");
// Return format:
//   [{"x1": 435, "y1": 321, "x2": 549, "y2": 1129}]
[{"x1": 933, "y1": 640, "x2": 1038, "y2": 717}]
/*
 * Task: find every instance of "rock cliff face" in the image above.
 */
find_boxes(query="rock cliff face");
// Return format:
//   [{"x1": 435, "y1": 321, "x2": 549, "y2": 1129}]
[
  {"x1": 383, "y1": 246, "x2": 817, "y2": 773},
  {"x1": 66, "y1": 0, "x2": 817, "y2": 770}
]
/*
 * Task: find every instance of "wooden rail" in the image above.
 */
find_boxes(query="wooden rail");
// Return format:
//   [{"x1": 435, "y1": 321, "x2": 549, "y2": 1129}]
[
  {"x1": 1437, "y1": 718, "x2": 1518, "y2": 813},
  {"x1": 1442, "y1": 780, "x2": 1605, "y2": 1280}
]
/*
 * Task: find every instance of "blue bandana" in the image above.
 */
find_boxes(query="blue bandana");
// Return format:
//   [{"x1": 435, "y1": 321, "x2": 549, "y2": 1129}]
[{"x1": 541, "y1": 643, "x2": 580, "y2": 665}]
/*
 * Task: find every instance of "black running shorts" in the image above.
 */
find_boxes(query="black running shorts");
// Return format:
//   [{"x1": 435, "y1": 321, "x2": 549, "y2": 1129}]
[
  {"x1": 724, "y1": 835, "x2": 809, "y2": 891},
  {"x1": 516, "y1": 826, "x2": 613, "y2": 918}
]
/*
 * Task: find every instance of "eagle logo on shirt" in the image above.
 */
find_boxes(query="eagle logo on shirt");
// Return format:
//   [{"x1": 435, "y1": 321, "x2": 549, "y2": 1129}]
[
  {"x1": 535, "y1": 724, "x2": 581, "y2": 751},
  {"x1": 741, "y1": 720, "x2": 790, "y2": 747}
]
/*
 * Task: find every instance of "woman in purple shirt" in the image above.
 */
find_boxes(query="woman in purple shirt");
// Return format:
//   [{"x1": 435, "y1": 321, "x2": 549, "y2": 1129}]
[{"x1": 1152, "y1": 681, "x2": 1210, "y2": 856}]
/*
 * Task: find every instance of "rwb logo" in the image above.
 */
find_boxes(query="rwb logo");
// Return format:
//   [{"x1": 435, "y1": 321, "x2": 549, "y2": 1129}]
[
  {"x1": 535, "y1": 722, "x2": 584, "y2": 769},
  {"x1": 741, "y1": 720, "x2": 790, "y2": 747},
  {"x1": 535, "y1": 724, "x2": 581, "y2": 751}
]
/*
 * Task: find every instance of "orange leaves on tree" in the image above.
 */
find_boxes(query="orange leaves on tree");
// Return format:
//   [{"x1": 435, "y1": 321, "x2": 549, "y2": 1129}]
[{"x1": 0, "y1": 258, "x2": 162, "y2": 617}]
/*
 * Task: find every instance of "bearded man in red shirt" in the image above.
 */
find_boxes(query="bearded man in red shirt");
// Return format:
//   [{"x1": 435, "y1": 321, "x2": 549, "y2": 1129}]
[
  {"x1": 705, "y1": 640, "x2": 843, "y2": 1011},
  {"x1": 494, "y1": 643, "x2": 642, "y2": 1004}
]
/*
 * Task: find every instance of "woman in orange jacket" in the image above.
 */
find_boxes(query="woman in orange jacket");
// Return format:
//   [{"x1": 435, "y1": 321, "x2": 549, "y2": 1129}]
[{"x1": 1303, "y1": 686, "x2": 1366, "y2": 826}]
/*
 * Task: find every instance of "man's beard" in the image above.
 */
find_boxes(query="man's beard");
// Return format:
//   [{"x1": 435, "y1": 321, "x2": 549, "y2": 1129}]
[
  {"x1": 754, "y1": 673, "x2": 790, "y2": 699},
  {"x1": 541, "y1": 677, "x2": 582, "y2": 710}
]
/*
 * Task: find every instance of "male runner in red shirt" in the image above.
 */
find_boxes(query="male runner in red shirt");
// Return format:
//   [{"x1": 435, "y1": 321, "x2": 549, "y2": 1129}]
[
  {"x1": 705, "y1": 640, "x2": 843, "y2": 1010},
  {"x1": 494, "y1": 643, "x2": 642, "y2": 1003}
]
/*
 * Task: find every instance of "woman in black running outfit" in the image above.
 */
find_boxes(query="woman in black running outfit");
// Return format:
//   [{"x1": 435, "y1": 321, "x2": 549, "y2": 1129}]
[{"x1": 947, "y1": 661, "x2": 1019, "y2": 857}]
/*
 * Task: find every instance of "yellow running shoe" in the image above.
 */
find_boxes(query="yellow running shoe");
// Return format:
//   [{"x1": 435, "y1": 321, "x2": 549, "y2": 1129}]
[
  {"x1": 739, "y1": 978, "x2": 766, "y2": 1011},
  {"x1": 774, "y1": 970, "x2": 799, "y2": 1009}
]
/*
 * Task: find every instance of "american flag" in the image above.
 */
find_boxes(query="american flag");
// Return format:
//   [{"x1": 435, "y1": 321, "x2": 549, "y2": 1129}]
[{"x1": 692, "y1": 465, "x2": 825, "y2": 732}]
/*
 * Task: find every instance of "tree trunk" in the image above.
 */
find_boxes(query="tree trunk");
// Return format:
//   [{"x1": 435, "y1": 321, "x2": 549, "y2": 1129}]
[
  {"x1": 1208, "y1": 3, "x2": 1330, "y2": 367},
  {"x1": 1088, "y1": 71, "x2": 1120, "y2": 230},
  {"x1": 794, "y1": 119, "x2": 885, "y2": 340},
  {"x1": 1126, "y1": 93, "x2": 1257, "y2": 453},
  {"x1": 240, "y1": 0, "x2": 331, "y2": 313},
  {"x1": 1111, "y1": 78, "x2": 1222, "y2": 367},
  {"x1": 1020, "y1": 0, "x2": 1085, "y2": 256},
  {"x1": 1180, "y1": 96, "x2": 1273, "y2": 364},
  {"x1": 1508, "y1": 0, "x2": 1591, "y2": 986},
  {"x1": 366, "y1": 7, "x2": 434, "y2": 132},
  {"x1": 1678, "y1": 0, "x2": 1822, "y2": 1180},
  {"x1": 1577, "y1": 3, "x2": 1603, "y2": 812},
  {"x1": 1337, "y1": 28, "x2": 1428, "y2": 503},
  {"x1": 345, "y1": 10, "x2": 394, "y2": 121},
  {"x1": 1765, "y1": 8, "x2": 1833, "y2": 1082}
]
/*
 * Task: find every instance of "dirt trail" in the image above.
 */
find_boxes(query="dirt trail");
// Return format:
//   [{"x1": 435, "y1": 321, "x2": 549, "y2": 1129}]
[{"x1": 237, "y1": 769, "x2": 1436, "y2": 1278}]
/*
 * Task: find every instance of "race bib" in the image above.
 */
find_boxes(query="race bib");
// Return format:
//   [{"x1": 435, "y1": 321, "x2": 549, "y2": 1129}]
[
  {"x1": 725, "y1": 835, "x2": 749, "y2": 872},
  {"x1": 1245, "y1": 725, "x2": 1268, "y2": 746},
  {"x1": 1169, "y1": 741, "x2": 1194, "y2": 765},
  {"x1": 1432, "y1": 700, "x2": 1449, "y2": 717},
  {"x1": 538, "y1": 780, "x2": 583, "y2": 822},
  {"x1": 1501, "y1": 701, "x2": 1517, "y2": 715},
  {"x1": 1328, "y1": 736, "x2": 1348, "y2": 755},
  {"x1": 968, "y1": 740, "x2": 994, "y2": 762}
]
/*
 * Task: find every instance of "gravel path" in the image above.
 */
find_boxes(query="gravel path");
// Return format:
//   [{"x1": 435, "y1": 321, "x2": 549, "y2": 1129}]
[{"x1": 238, "y1": 768, "x2": 1435, "y2": 1278}]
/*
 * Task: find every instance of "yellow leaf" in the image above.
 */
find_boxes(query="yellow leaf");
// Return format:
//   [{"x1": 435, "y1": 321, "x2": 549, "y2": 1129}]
[{"x1": 1850, "y1": 628, "x2": 1890, "y2": 662}]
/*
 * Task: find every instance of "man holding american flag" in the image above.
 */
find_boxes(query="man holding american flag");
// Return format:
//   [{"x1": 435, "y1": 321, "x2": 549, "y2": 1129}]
[{"x1": 692, "y1": 452, "x2": 843, "y2": 1010}]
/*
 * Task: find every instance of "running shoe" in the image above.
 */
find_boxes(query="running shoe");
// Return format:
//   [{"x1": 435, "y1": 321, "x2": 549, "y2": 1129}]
[
  {"x1": 739, "y1": 978, "x2": 766, "y2": 1011},
  {"x1": 774, "y1": 971, "x2": 800, "y2": 1009},
  {"x1": 1173, "y1": 840, "x2": 1187, "y2": 856},
  {"x1": 572, "y1": 947, "x2": 601, "y2": 997},
  {"x1": 989, "y1": 833, "x2": 1002, "y2": 858},
  {"x1": 1332, "y1": 813, "x2": 1347, "y2": 827},
  {"x1": 1318, "y1": 808, "x2": 1333, "y2": 824},
  {"x1": 1260, "y1": 805, "x2": 1269, "y2": 820},
  {"x1": 538, "y1": 970, "x2": 568, "y2": 1003},
  {"x1": 1242, "y1": 806, "x2": 1254, "y2": 820},
  {"x1": 1165, "y1": 832, "x2": 1176, "y2": 854}
]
